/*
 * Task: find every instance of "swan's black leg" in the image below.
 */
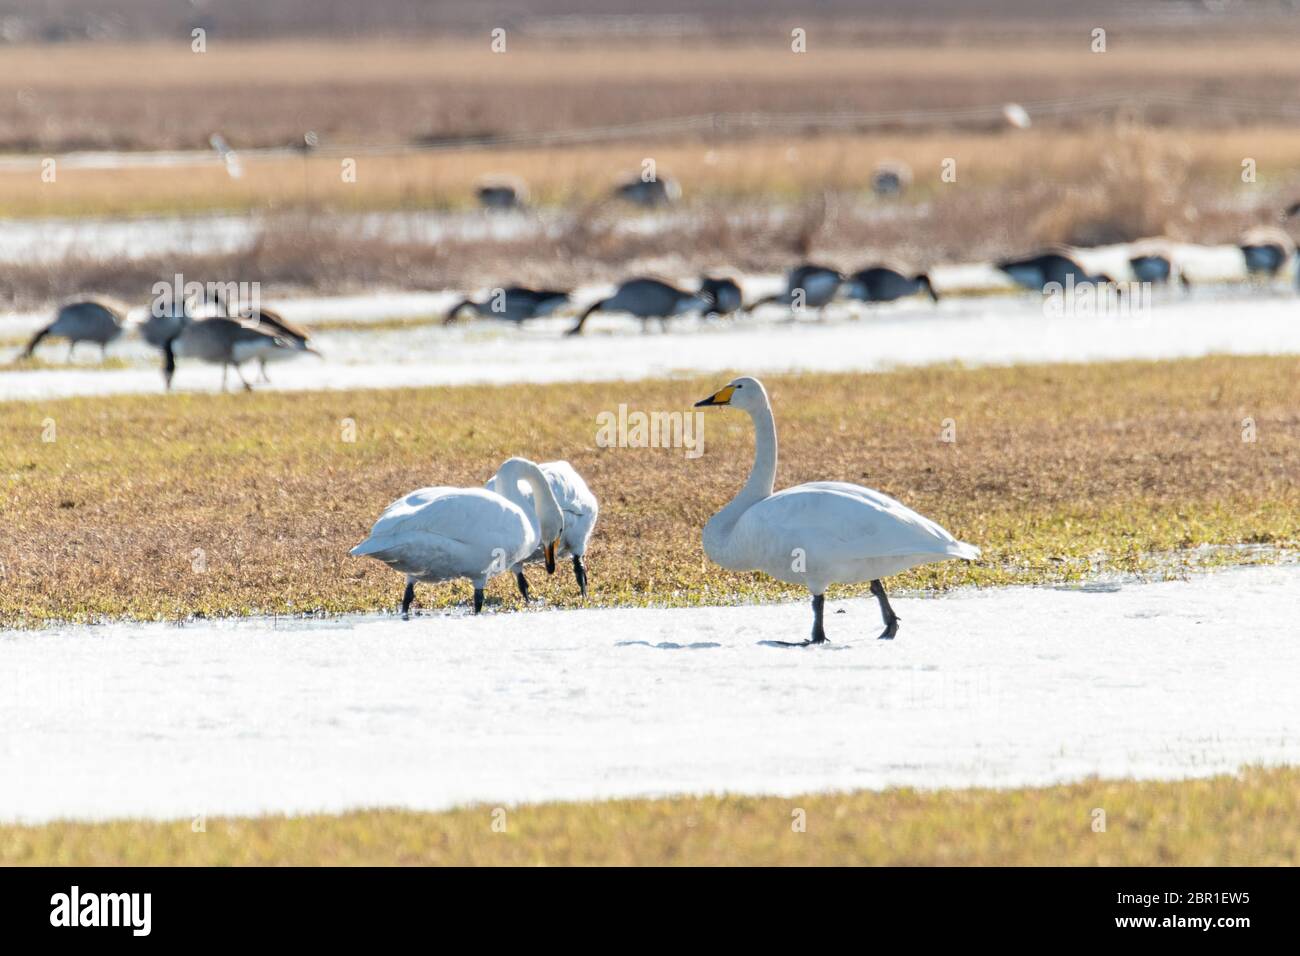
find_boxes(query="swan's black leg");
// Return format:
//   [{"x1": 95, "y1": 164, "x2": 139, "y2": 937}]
[
  {"x1": 473, "y1": 587, "x2": 485, "y2": 614},
  {"x1": 763, "y1": 593, "x2": 829, "y2": 647},
  {"x1": 871, "y1": 579, "x2": 900, "y2": 640},
  {"x1": 515, "y1": 571, "x2": 531, "y2": 602},
  {"x1": 572, "y1": 555, "x2": 588, "y2": 598},
  {"x1": 810, "y1": 593, "x2": 827, "y2": 644},
  {"x1": 400, "y1": 581, "x2": 415, "y2": 620}
]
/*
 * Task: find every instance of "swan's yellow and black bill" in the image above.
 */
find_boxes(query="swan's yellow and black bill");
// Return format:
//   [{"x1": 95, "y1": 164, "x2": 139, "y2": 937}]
[
  {"x1": 544, "y1": 539, "x2": 558, "y2": 574},
  {"x1": 695, "y1": 385, "x2": 735, "y2": 407}
]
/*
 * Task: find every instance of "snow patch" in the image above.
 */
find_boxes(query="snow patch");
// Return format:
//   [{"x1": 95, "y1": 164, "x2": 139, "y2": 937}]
[
  {"x1": 1, "y1": 563, "x2": 1297, "y2": 823},
  {"x1": 4, "y1": 288, "x2": 1300, "y2": 402}
]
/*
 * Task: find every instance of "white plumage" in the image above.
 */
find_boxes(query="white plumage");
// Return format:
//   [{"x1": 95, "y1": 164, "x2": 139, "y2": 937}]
[
  {"x1": 695, "y1": 376, "x2": 979, "y2": 644},
  {"x1": 486, "y1": 459, "x2": 598, "y2": 597},
  {"x1": 351, "y1": 457, "x2": 564, "y2": 617}
]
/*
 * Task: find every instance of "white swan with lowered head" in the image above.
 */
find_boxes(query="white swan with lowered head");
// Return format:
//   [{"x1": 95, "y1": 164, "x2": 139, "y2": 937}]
[
  {"x1": 351, "y1": 457, "x2": 564, "y2": 618},
  {"x1": 486, "y1": 459, "x2": 599, "y2": 599},
  {"x1": 694, "y1": 376, "x2": 979, "y2": 644}
]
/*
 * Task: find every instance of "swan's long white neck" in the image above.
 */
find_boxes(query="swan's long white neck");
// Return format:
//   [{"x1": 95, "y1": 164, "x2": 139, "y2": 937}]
[
  {"x1": 498, "y1": 459, "x2": 561, "y2": 549},
  {"x1": 703, "y1": 395, "x2": 777, "y2": 561}
]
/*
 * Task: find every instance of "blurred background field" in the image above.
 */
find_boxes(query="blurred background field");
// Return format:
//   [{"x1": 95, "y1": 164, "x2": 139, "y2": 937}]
[{"x1": 3, "y1": 2, "x2": 1300, "y2": 304}]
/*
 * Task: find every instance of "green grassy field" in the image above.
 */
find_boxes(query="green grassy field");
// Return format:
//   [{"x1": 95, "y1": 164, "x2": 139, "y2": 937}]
[
  {"x1": 1, "y1": 356, "x2": 1297, "y2": 626},
  {"x1": 4, "y1": 768, "x2": 1296, "y2": 865}
]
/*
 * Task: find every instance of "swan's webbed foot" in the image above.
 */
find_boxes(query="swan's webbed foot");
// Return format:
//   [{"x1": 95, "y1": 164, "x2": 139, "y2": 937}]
[
  {"x1": 400, "y1": 581, "x2": 415, "y2": 620},
  {"x1": 760, "y1": 594, "x2": 825, "y2": 646},
  {"x1": 473, "y1": 587, "x2": 485, "y2": 614},
  {"x1": 871, "y1": 579, "x2": 900, "y2": 640},
  {"x1": 572, "y1": 555, "x2": 588, "y2": 598},
  {"x1": 515, "y1": 571, "x2": 532, "y2": 603}
]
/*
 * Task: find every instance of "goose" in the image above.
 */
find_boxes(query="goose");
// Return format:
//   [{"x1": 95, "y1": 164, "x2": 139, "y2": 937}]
[
  {"x1": 612, "y1": 174, "x2": 681, "y2": 208},
  {"x1": 158, "y1": 316, "x2": 295, "y2": 392},
  {"x1": 139, "y1": 295, "x2": 191, "y2": 349},
  {"x1": 699, "y1": 276, "x2": 743, "y2": 318},
  {"x1": 487, "y1": 459, "x2": 599, "y2": 599},
  {"x1": 236, "y1": 305, "x2": 320, "y2": 382},
  {"x1": 476, "y1": 176, "x2": 529, "y2": 211},
  {"x1": 141, "y1": 284, "x2": 240, "y2": 349},
  {"x1": 1239, "y1": 227, "x2": 1295, "y2": 277},
  {"x1": 22, "y1": 299, "x2": 126, "y2": 361},
  {"x1": 566, "y1": 278, "x2": 708, "y2": 336},
  {"x1": 747, "y1": 264, "x2": 843, "y2": 314},
  {"x1": 694, "y1": 376, "x2": 979, "y2": 645},
  {"x1": 845, "y1": 266, "x2": 939, "y2": 303},
  {"x1": 997, "y1": 252, "x2": 1115, "y2": 291},
  {"x1": 351, "y1": 457, "x2": 564, "y2": 618},
  {"x1": 870, "y1": 161, "x2": 912, "y2": 198},
  {"x1": 1240, "y1": 242, "x2": 1290, "y2": 276},
  {"x1": 446, "y1": 287, "x2": 570, "y2": 325},
  {"x1": 1128, "y1": 251, "x2": 1192, "y2": 289},
  {"x1": 1127, "y1": 253, "x2": 1173, "y2": 284}
]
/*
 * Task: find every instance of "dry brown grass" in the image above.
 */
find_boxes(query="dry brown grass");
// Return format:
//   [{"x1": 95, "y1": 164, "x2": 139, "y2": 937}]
[
  {"x1": 0, "y1": 166, "x2": 1292, "y2": 311},
  {"x1": 8, "y1": 124, "x2": 1300, "y2": 221},
  {"x1": 0, "y1": 358, "x2": 1297, "y2": 626},
  {"x1": 6, "y1": 32, "x2": 1300, "y2": 152},
  {"x1": 4, "y1": 766, "x2": 1297, "y2": 865},
  {"x1": 19, "y1": 36, "x2": 1300, "y2": 91},
  {"x1": 1029, "y1": 122, "x2": 1194, "y2": 246}
]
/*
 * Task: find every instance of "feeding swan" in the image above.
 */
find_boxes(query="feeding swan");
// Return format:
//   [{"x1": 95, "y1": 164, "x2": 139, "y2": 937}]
[
  {"x1": 694, "y1": 377, "x2": 979, "y2": 644},
  {"x1": 487, "y1": 459, "x2": 599, "y2": 599},
  {"x1": 351, "y1": 457, "x2": 564, "y2": 618}
]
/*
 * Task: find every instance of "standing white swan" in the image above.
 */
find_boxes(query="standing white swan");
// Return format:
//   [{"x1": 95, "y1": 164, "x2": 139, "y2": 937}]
[
  {"x1": 351, "y1": 457, "x2": 564, "y2": 618},
  {"x1": 694, "y1": 377, "x2": 979, "y2": 644},
  {"x1": 487, "y1": 460, "x2": 599, "y2": 599}
]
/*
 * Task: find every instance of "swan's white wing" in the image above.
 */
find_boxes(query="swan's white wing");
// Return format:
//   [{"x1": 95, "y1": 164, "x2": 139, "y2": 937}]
[
  {"x1": 729, "y1": 482, "x2": 978, "y2": 589},
  {"x1": 489, "y1": 461, "x2": 599, "y2": 558},
  {"x1": 794, "y1": 482, "x2": 978, "y2": 558},
  {"x1": 352, "y1": 487, "x2": 533, "y2": 578},
  {"x1": 541, "y1": 461, "x2": 599, "y2": 554},
  {"x1": 541, "y1": 461, "x2": 599, "y2": 519}
]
